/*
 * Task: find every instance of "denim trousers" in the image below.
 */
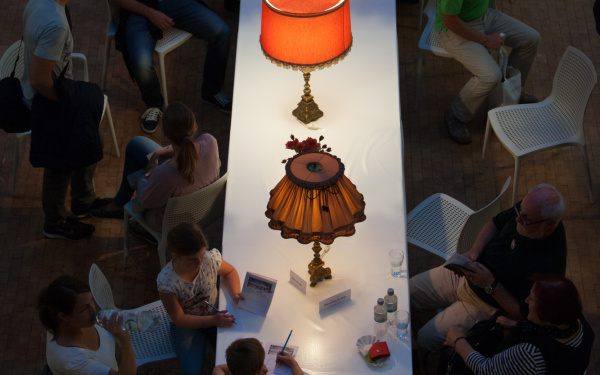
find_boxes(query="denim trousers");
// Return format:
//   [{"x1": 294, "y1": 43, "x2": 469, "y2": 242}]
[
  {"x1": 170, "y1": 323, "x2": 216, "y2": 375},
  {"x1": 113, "y1": 136, "x2": 162, "y2": 207},
  {"x1": 438, "y1": 9, "x2": 540, "y2": 123},
  {"x1": 125, "y1": 0, "x2": 231, "y2": 107}
]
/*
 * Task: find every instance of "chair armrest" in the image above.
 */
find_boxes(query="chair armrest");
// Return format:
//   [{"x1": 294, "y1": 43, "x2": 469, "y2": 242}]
[{"x1": 71, "y1": 52, "x2": 89, "y2": 82}]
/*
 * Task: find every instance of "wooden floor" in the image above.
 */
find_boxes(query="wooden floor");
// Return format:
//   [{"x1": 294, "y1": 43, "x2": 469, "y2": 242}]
[{"x1": 0, "y1": 0, "x2": 598, "y2": 374}]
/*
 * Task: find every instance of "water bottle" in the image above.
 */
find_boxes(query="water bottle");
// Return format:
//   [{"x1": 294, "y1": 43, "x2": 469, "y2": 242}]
[
  {"x1": 384, "y1": 288, "x2": 398, "y2": 328},
  {"x1": 95, "y1": 309, "x2": 160, "y2": 332},
  {"x1": 373, "y1": 298, "x2": 387, "y2": 339}
]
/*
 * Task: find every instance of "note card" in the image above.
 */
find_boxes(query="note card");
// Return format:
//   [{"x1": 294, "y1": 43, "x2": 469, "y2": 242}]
[
  {"x1": 289, "y1": 270, "x2": 307, "y2": 295},
  {"x1": 319, "y1": 289, "x2": 351, "y2": 312}
]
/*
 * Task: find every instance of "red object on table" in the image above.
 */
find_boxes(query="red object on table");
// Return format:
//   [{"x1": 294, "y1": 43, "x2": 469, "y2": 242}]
[{"x1": 369, "y1": 341, "x2": 390, "y2": 361}]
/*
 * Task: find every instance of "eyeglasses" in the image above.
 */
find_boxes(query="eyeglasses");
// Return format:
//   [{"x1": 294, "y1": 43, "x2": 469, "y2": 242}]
[{"x1": 513, "y1": 204, "x2": 549, "y2": 226}]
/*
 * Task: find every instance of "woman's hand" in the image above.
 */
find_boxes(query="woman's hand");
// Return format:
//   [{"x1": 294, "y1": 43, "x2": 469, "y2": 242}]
[
  {"x1": 444, "y1": 326, "x2": 467, "y2": 347},
  {"x1": 103, "y1": 312, "x2": 132, "y2": 343},
  {"x1": 145, "y1": 154, "x2": 160, "y2": 177},
  {"x1": 211, "y1": 310, "x2": 236, "y2": 328},
  {"x1": 232, "y1": 293, "x2": 244, "y2": 304}
]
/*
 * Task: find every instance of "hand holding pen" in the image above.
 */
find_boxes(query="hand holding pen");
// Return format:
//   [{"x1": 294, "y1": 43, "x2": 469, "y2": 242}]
[
  {"x1": 276, "y1": 330, "x2": 293, "y2": 365},
  {"x1": 204, "y1": 300, "x2": 237, "y2": 326}
]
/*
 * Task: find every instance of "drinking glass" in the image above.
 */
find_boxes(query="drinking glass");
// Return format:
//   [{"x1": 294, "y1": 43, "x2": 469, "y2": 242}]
[
  {"x1": 389, "y1": 249, "x2": 404, "y2": 277},
  {"x1": 395, "y1": 310, "x2": 410, "y2": 339}
]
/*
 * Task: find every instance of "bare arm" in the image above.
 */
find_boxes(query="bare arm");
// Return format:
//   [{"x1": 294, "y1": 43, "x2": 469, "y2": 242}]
[
  {"x1": 30, "y1": 55, "x2": 59, "y2": 101},
  {"x1": 466, "y1": 263, "x2": 523, "y2": 319},
  {"x1": 212, "y1": 365, "x2": 232, "y2": 375},
  {"x1": 276, "y1": 353, "x2": 304, "y2": 375},
  {"x1": 159, "y1": 292, "x2": 236, "y2": 329},
  {"x1": 218, "y1": 259, "x2": 243, "y2": 304},
  {"x1": 443, "y1": 14, "x2": 504, "y2": 50},
  {"x1": 103, "y1": 313, "x2": 136, "y2": 375},
  {"x1": 462, "y1": 221, "x2": 498, "y2": 261},
  {"x1": 110, "y1": 0, "x2": 174, "y2": 29}
]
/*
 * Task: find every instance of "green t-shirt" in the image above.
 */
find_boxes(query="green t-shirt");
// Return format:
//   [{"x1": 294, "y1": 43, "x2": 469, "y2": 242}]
[{"x1": 435, "y1": 0, "x2": 490, "y2": 33}]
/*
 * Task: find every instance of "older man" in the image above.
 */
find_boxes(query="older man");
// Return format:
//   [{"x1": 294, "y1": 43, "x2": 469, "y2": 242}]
[
  {"x1": 437, "y1": 0, "x2": 541, "y2": 144},
  {"x1": 410, "y1": 184, "x2": 566, "y2": 351}
]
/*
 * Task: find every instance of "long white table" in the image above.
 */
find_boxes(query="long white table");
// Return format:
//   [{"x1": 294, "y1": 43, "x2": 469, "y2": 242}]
[{"x1": 216, "y1": 0, "x2": 410, "y2": 373}]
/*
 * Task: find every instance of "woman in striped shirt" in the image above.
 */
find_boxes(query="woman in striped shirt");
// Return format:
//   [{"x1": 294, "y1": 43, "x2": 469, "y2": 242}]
[{"x1": 444, "y1": 274, "x2": 594, "y2": 375}]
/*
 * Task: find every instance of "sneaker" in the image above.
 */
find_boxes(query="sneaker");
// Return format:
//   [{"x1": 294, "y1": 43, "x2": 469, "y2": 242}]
[
  {"x1": 202, "y1": 92, "x2": 232, "y2": 114},
  {"x1": 519, "y1": 92, "x2": 539, "y2": 104},
  {"x1": 71, "y1": 198, "x2": 112, "y2": 219},
  {"x1": 129, "y1": 221, "x2": 158, "y2": 246},
  {"x1": 141, "y1": 107, "x2": 162, "y2": 133},
  {"x1": 43, "y1": 218, "x2": 95, "y2": 240},
  {"x1": 91, "y1": 204, "x2": 124, "y2": 221},
  {"x1": 445, "y1": 110, "x2": 471, "y2": 145}
]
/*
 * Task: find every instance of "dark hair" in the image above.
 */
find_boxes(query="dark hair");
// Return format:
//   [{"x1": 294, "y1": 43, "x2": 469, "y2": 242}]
[
  {"x1": 531, "y1": 274, "x2": 582, "y2": 326},
  {"x1": 167, "y1": 222, "x2": 208, "y2": 256},
  {"x1": 162, "y1": 102, "x2": 199, "y2": 185},
  {"x1": 38, "y1": 276, "x2": 91, "y2": 338},
  {"x1": 226, "y1": 338, "x2": 265, "y2": 375}
]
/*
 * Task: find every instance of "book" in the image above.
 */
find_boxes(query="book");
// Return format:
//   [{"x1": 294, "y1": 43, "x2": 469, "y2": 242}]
[
  {"x1": 238, "y1": 272, "x2": 277, "y2": 316},
  {"x1": 443, "y1": 253, "x2": 474, "y2": 276}
]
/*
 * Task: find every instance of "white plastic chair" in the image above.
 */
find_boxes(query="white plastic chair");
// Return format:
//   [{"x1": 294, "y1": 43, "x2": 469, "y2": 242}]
[
  {"x1": 101, "y1": 0, "x2": 192, "y2": 106},
  {"x1": 124, "y1": 172, "x2": 228, "y2": 268},
  {"x1": 0, "y1": 41, "x2": 120, "y2": 195},
  {"x1": 88, "y1": 264, "x2": 178, "y2": 367},
  {"x1": 407, "y1": 176, "x2": 511, "y2": 260},
  {"x1": 482, "y1": 46, "x2": 597, "y2": 205}
]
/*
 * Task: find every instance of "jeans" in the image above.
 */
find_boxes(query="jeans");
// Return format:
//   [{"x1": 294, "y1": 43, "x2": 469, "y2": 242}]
[
  {"x1": 125, "y1": 0, "x2": 231, "y2": 107},
  {"x1": 438, "y1": 9, "x2": 540, "y2": 123},
  {"x1": 170, "y1": 323, "x2": 216, "y2": 375},
  {"x1": 113, "y1": 136, "x2": 162, "y2": 207}
]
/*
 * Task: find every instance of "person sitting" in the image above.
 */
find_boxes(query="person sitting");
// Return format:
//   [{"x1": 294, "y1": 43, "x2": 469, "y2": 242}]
[
  {"x1": 157, "y1": 222, "x2": 242, "y2": 375},
  {"x1": 92, "y1": 102, "x2": 220, "y2": 237},
  {"x1": 410, "y1": 184, "x2": 566, "y2": 352},
  {"x1": 437, "y1": 0, "x2": 541, "y2": 144},
  {"x1": 444, "y1": 274, "x2": 595, "y2": 375},
  {"x1": 38, "y1": 275, "x2": 136, "y2": 375},
  {"x1": 212, "y1": 338, "x2": 304, "y2": 375}
]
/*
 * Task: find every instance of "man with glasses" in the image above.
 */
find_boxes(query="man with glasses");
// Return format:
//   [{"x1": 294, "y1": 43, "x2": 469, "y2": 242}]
[{"x1": 410, "y1": 184, "x2": 566, "y2": 352}]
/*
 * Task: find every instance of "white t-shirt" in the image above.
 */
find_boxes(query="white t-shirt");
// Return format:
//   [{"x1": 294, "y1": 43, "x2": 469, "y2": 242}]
[
  {"x1": 46, "y1": 325, "x2": 117, "y2": 375},
  {"x1": 156, "y1": 249, "x2": 222, "y2": 316}
]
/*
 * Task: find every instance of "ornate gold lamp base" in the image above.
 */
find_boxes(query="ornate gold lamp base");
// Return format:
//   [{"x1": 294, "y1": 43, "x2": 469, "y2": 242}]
[
  {"x1": 308, "y1": 241, "x2": 332, "y2": 287},
  {"x1": 293, "y1": 71, "x2": 323, "y2": 125}
]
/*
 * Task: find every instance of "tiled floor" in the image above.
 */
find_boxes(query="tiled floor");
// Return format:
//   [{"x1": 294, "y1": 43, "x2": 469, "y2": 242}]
[{"x1": 0, "y1": 0, "x2": 598, "y2": 374}]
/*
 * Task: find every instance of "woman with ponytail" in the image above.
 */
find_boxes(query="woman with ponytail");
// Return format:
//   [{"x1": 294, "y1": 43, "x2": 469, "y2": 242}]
[{"x1": 92, "y1": 102, "x2": 220, "y2": 234}]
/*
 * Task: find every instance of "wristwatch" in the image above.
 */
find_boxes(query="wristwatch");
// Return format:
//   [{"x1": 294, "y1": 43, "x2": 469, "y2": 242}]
[{"x1": 485, "y1": 279, "x2": 499, "y2": 295}]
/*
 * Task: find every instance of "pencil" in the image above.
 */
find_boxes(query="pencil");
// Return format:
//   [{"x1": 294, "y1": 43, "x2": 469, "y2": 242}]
[
  {"x1": 276, "y1": 329, "x2": 293, "y2": 365},
  {"x1": 204, "y1": 300, "x2": 237, "y2": 324}
]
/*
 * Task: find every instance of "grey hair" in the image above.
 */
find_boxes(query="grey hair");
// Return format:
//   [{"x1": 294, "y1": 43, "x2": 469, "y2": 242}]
[{"x1": 528, "y1": 184, "x2": 565, "y2": 221}]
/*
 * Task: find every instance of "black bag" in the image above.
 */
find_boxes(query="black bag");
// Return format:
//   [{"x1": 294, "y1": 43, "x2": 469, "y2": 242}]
[
  {"x1": 438, "y1": 312, "x2": 505, "y2": 375},
  {"x1": 0, "y1": 41, "x2": 31, "y2": 133}
]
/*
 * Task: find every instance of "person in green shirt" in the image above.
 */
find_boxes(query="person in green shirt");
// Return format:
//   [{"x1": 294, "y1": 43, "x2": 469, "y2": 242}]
[{"x1": 435, "y1": 0, "x2": 540, "y2": 145}]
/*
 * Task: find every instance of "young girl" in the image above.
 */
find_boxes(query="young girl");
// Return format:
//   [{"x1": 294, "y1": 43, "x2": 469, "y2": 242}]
[
  {"x1": 157, "y1": 222, "x2": 242, "y2": 375},
  {"x1": 38, "y1": 276, "x2": 136, "y2": 375}
]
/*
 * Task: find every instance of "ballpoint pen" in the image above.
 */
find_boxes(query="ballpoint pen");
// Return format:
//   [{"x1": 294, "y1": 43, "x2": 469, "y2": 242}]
[
  {"x1": 276, "y1": 329, "x2": 293, "y2": 365},
  {"x1": 203, "y1": 300, "x2": 237, "y2": 324}
]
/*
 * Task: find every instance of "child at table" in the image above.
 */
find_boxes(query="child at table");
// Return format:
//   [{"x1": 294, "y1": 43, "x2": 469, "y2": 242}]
[
  {"x1": 212, "y1": 338, "x2": 304, "y2": 375},
  {"x1": 157, "y1": 222, "x2": 242, "y2": 375}
]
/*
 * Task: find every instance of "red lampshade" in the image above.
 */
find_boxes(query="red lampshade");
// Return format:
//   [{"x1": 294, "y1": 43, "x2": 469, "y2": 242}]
[{"x1": 260, "y1": 0, "x2": 352, "y2": 69}]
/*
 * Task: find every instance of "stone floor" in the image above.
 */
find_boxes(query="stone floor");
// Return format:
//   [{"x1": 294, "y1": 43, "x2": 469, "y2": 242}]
[{"x1": 0, "y1": 0, "x2": 598, "y2": 374}]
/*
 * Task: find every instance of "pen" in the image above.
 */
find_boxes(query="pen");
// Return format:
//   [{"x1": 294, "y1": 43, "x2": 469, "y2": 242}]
[
  {"x1": 276, "y1": 329, "x2": 293, "y2": 365},
  {"x1": 204, "y1": 300, "x2": 237, "y2": 324}
]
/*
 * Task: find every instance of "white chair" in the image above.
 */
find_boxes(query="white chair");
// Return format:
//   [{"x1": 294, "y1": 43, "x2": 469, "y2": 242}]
[
  {"x1": 101, "y1": 0, "x2": 193, "y2": 106},
  {"x1": 482, "y1": 46, "x2": 597, "y2": 205},
  {"x1": 407, "y1": 176, "x2": 511, "y2": 260},
  {"x1": 0, "y1": 41, "x2": 120, "y2": 195},
  {"x1": 88, "y1": 264, "x2": 178, "y2": 367},
  {"x1": 124, "y1": 172, "x2": 228, "y2": 268}
]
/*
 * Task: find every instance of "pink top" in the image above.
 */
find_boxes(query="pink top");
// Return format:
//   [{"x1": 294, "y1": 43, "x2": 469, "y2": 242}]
[{"x1": 137, "y1": 133, "x2": 220, "y2": 231}]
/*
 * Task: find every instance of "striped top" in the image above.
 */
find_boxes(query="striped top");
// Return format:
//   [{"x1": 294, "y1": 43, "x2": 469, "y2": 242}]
[{"x1": 465, "y1": 322, "x2": 584, "y2": 375}]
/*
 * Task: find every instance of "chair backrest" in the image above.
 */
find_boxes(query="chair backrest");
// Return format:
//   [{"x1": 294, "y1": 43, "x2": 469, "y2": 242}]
[
  {"x1": 106, "y1": 0, "x2": 120, "y2": 27},
  {"x1": 418, "y1": 0, "x2": 451, "y2": 57},
  {"x1": 88, "y1": 263, "x2": 117, "y2": 310},
  {"x1": 549, "y1": 46, "x2": 597, "y2": 137},
  {"x1": 129, "y1": 300, "x2": 178, "y2": 367},
  {"x1": 0, "y1": 41, "x2": 25, "y2": 80},
  {"x1": 456, "y1": 176, "x2": 511, "y2": 254}
]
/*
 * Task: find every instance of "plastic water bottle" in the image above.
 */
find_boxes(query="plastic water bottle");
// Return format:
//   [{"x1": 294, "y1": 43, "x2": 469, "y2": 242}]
[
  {"x1": 95, "y1": 309, "x2": 160, "y2": 332},
  {"x1": 374, "y1": 298, "x2": 388, "y2": 339},
  {"x1": 384, "y1": 288, "x2": 398, "y2": 328}
]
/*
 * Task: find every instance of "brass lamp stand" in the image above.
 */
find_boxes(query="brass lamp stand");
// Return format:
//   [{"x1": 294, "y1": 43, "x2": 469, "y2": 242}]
[
  {"x1": 308, "y1": 241, "x2": 331, "y2": 287},
  {"x1": 292, "y1": 71, "x2": 323, "y2": 125}
]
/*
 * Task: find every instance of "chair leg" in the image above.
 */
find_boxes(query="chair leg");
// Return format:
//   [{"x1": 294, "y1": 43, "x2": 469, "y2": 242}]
[
  {"x1": 158, "y1": 52, "x2": 169, "y2": 107},
  {"x1": 581, "y1": 145, "x2": 595, "y2": 203},
  {"x1": 418, "y1": 0, "x2": 425, "y2": 29},
  {"x1": 102, "y1": 96, "x2": 120, "y2": 157},
  {"x1": 512, "y1": 158, "x2": 522, "y2": 205},
  {"x1": 415, "y1": 52, "x2": 424, "y2": 111},
  {"x1": 101, "y1": 37, "x2": 113, "y2": 91},
  {"x1": 12, "y1": 133, "x2": 30, "y2": 195},
  {"x1": 482, "y1": 117, "x2": 492, "y2": 161},
  {"x1": 124, "y1": 211, "x2": 131, "y2": 265}
]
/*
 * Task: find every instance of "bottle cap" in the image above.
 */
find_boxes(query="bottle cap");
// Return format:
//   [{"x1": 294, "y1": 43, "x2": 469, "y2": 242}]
[
  {"x1": 377, "y1": 298, "x2": 384, "y2": 305},
  {"x1": 387, "y1": 288, "x2": 394, "y2": 295}
]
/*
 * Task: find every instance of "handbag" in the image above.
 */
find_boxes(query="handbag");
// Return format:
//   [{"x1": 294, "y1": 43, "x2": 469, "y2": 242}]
[
  {"x1": 488, "y1": 44, "x2": 522, "y2": 108},
  {"x1": 437, "y1": 312, "x2": 505, "y2": 375},
  {"x1": 0, "y1": 40, "x2": 31, "y2": 133}
]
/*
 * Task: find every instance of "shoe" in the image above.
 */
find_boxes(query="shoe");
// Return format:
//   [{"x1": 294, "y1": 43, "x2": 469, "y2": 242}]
[
  {"x1": 141, "y1": 107, "x2": 162, "y2": 133},
  {"x1": 129, "y1": 221, "x2": 158, "y2": 246},
  {"x1": 71, "y1": 198, "x2": 112, "y2": 219},
  {"x1": 445, "y1": 110, "x2": 471, "y2": 145},
  {"x1": 202, "y1": 92, "x2": 232, "y2": 114},
  {"x1": 91, "y1": 204, "x2": 124, "y2": 221},
  {"x1": 519, "y1": 92, "x2": 539, "y2": 104},
  {"x1": 43, "y1": 218, "x2": 95, "y2": 240}
]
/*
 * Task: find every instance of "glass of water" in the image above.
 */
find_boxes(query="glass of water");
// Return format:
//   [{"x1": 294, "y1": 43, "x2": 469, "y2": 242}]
[
  {"x1": 389, "y1": 249, "x2": 404, "y2": 277},
  {"x1": 395, "y1": 310, "x2": 410, "y2": 339}
]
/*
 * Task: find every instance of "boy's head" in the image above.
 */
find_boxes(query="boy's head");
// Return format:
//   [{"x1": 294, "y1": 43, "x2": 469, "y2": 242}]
[{"x1": 226, "y1": 338, "x2": 266, "y2": 375}]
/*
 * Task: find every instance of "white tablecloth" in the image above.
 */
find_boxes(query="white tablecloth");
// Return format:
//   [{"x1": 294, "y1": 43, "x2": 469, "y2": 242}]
[{"x1": 217, "y1": 0, "x2": 410, "y2": 373}]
